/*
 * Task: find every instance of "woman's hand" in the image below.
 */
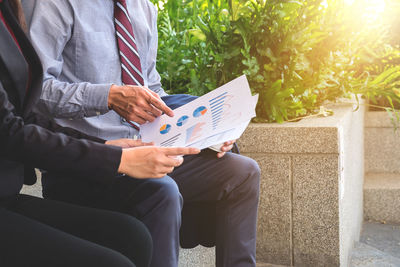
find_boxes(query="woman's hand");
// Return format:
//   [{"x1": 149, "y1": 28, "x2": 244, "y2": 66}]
[
  {"x1": 118, "y1": 146, "x2": 201, "y2": 178},
  {"x1": 105, "y1": 139, "x2": 153, "y2": 148}
]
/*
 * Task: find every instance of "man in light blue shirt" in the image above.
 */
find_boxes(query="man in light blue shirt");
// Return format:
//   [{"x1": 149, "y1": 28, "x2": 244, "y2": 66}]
[
  {"x1": 26, "y1": 0, "x2": 167, "y2": 139},
  {"x1": 25, "y1": 0, "x2": 261, "y2": 266}
]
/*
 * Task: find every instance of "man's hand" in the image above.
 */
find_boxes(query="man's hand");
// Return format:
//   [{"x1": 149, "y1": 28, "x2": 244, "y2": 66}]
[
  {"x1": 216, "y1": 140, "x2": 236, "y2": 158},
  {"x1": 118, "y1": 146, "x2": 201, "y2": 178},
  {"x1": 108, "y1": 85, "x2": 174, "y2": 124},
  {"x1": 105, "y1": 139, "x2": 153, "y2": 148}
]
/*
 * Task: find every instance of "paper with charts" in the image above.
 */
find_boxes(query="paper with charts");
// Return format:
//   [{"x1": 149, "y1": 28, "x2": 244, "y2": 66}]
[{"x1": 141, "y1": 75, "x2": 258, "y2": 150}]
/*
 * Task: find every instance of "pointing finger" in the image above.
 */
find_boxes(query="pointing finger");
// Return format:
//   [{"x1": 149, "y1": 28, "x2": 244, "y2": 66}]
[
  {"x1": 149, "y1": 97, "x2": 174, "y2": 117},
  {"x1": 141, "y1": 87, "x2": 174, "y2": 117}
]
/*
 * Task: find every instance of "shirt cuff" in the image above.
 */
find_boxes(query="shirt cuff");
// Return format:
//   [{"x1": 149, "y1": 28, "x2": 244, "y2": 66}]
[
  {"x1": 158, "y1": 89, "x2": 169, "y2": 97},
  {"x1": 83, "y1": 83, "x2": 112, "y2": 117}
]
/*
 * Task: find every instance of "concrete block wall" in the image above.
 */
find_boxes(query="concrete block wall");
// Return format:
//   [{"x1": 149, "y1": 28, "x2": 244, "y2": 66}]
[
  {"x1": 237, "y1": 103, "x2": 365, "y2": 266},
  {"x1": 365, "y1": 111, "x2": 400, "y2": 173},
  {"x1": 364, "y1": 111, "x2": 400, "y2": 224}
]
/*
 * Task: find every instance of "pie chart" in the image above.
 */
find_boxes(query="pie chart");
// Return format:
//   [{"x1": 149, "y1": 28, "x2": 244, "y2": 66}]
[
  {"x1": 160, "y1": 124, "x2": 171, "y2": 135},
  {"x1": 193, "y1": 106, "x2": 207, "y2": 117},
  {"x1": 177, "y1": 115, "x2": 189, "y2": 127}
]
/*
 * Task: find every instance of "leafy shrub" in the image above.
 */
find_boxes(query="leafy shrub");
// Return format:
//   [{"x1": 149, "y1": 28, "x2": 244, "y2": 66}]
[{"x1": 152, "y1": 0, "x2": 400, "y2": 122}]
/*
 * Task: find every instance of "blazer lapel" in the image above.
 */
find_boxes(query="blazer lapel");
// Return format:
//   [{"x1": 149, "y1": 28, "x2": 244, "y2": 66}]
[
  {"x1": 17, "y1": 33, "x2": 43, "y2": 117},
  {"x1": 0, "y1": 15, "x2": 28, "y2": 108},
  {"x1": 0, "y1": 0, "x2": 44, "y2": 117}
]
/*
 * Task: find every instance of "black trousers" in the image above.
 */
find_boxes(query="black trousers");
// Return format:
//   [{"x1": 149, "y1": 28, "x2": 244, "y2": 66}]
[{"x1": 0, "y1": 194, "x2": 152, "y2": 267}]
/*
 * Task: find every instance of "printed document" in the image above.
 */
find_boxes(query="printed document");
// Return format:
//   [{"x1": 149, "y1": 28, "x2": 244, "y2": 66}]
[{"x1": 141, "y1": 75, "x2": 258, "y2": 150}]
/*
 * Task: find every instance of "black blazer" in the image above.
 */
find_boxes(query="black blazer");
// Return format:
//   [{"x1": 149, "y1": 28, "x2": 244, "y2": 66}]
[{"x1": 0, "y1": 0, "x2": 122, "y2": 199}]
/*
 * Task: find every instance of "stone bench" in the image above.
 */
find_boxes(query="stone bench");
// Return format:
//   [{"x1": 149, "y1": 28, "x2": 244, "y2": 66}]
[{"x1": 236, "y1": 102, "x2": 365, "y2": 266}]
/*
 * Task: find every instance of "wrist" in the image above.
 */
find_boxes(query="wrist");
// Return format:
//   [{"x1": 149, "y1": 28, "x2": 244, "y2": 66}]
[{"x1": 108, "y1": 84, "x2": 119, "y2": 110}]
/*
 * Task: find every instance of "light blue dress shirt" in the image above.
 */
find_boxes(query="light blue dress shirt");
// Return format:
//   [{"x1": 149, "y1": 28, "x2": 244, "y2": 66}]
[{"x1": 26, "y1": 0, "x2": 167, "y2": 140}]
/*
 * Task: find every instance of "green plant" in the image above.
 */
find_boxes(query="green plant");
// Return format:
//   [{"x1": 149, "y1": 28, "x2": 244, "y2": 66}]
[
  {"x1": 154, "y1": 0, "x2": 243, "y2": 96},
  {"x1": 153, "y1": 0, "x2": 400, "y2": 123}
]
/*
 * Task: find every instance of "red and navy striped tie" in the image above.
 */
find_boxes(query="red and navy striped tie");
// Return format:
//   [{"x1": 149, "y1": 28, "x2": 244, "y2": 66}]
[
  {"x1": 114, "y1": 0, "x2": 144, "y2": 86},
  {"x1": 114, "y1": 0, "x2": 143, "y2": 130}
]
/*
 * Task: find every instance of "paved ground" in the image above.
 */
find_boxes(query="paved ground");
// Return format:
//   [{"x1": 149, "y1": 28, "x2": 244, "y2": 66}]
[{"x1": 350, "y1": 222, "x2": 400, "y2": 267}]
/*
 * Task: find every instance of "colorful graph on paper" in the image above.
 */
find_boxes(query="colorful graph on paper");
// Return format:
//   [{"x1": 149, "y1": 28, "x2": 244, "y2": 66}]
[
  {"x1": 160, "y1": 134, "x2": 181, "y2": 147},
  {"x1": 159, "y1": 124, "x2": 171, "y2": 135},
  {"x1": 185, "y1": 122, "x2": 206, "y2": 144},
  {"x1": 140, "y1": 75, "x2": 258, "y2": 150},
  {"x1": 177, "y1": 115, "x2": 189, "y2": 127},
  {"x1": 193, "y1": 106, "x2": 207, "y2": 117},
  {"x1": 209, "y1": 92, "x2": 228, "y2": 130}
]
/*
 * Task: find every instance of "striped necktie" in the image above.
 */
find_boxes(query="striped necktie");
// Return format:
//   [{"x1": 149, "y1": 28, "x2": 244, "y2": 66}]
[
  {"x1": 114, "y1": 0, "x2": 144, "y2": 86},
  {"x1": 114, "y1": 0, "x2": 143, "y2": 130}
]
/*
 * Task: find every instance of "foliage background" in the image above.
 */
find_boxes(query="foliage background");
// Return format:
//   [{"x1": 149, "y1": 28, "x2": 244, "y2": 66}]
[{"x1": 151, "y1": 0, "x2": 400, "y2": 122}]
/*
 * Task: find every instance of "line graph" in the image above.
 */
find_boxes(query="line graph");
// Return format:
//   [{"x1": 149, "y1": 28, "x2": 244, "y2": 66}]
[{"x1": 161, "y1": 134, "x2": 181, "y2": 147}]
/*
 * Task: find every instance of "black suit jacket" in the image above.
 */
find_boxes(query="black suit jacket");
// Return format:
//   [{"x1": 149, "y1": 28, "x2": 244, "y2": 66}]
[{"x1": 0, "y1": 0, "x2": 122, "y2": 199}]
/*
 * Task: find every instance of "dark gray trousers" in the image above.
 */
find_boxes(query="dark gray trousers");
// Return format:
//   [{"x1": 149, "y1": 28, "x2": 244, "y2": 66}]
[{"x1": 43, "y1": 148, "x2": 260, "y2": 267}]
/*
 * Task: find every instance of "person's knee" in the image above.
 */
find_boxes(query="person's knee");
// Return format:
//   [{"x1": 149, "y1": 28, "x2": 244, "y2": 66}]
[
  {"x1": 114, "y1": 213, "x2": 153, "y2": 248},
  {"x1": 157, "y1": 180, "x2": 183, "y2": 212},
  {"x1": 244, "y1": 157, "x2": 261, "y2": 195},
  {"x1": 248, "y1": 158, "x2": 261, "y2": 181},
  {"x1": 112, "y1": 214, "x2": 152, "y2": 266},
  {"x1": 232, "y1": 156, "x2": 261, "y2": 189}
]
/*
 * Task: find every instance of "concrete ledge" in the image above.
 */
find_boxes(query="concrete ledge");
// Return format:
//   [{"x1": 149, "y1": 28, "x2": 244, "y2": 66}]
[
  {"x1": 238, "y1": 103, "x2": 365, "y2": 267},
  {"x1": 365, "y1": 111, "x2": 400, "y2": 173},
  {"x1": 365, "y1": 111, "x2": 394, "y2": 128},
  {"x1": 240, "y1": 104, "x2": 363, "y2": 155},
  {"x1": 239, "y1": 126, "x2": 338, "y2": 154},
  {"x1": 364, "y1": 173, "x2": 400, "y2": 224}
]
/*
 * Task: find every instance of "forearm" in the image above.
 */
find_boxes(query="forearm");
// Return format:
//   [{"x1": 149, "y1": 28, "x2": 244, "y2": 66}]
[
  {"x1": 25, "y1": 111, "x2": 105, "y2": 143},
  {"x1": 27, "y1": 2, "x2": 112, "y2": 119},
  {"x1": 0, "y1": 84, "x2": 119, "y2": 183},
  {"x1": 20, "y1": 125, "x2": 121, "y2": 183},
  {"x1": 38, "y1": 79, "x2": 112, "y2": 119}
]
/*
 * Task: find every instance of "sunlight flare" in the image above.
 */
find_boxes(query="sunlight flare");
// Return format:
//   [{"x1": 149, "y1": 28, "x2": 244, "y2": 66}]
[{"x1": 345, "y1": 0, "x2": 386, "y2": 22}]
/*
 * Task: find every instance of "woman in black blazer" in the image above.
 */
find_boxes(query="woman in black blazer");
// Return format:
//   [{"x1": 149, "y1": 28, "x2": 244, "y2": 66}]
[{"x1": 0, "y1": 0, "x2": 199, "y2": 266}]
